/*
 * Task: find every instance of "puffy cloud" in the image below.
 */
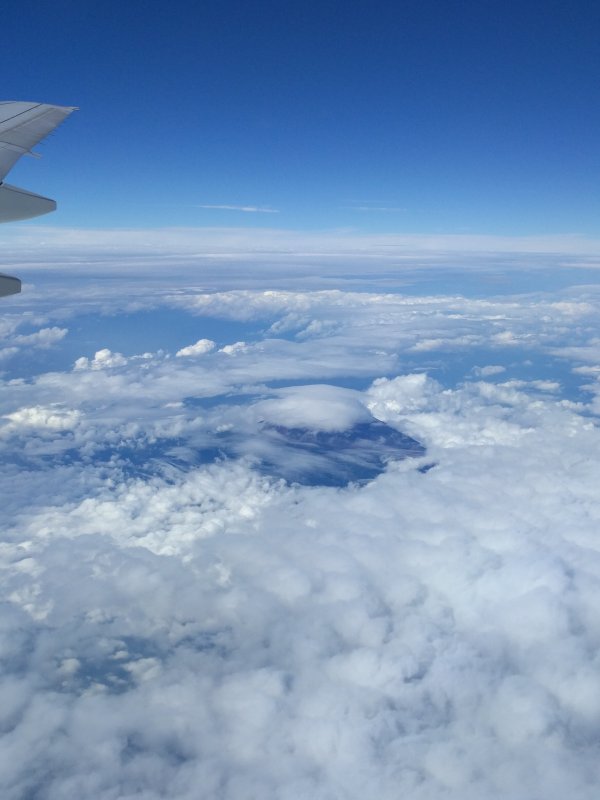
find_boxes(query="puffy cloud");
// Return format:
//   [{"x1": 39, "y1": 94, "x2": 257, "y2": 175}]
[
  {"x1": 472, "y1": 365, "x2": 506, "y2": 377},
  {"x1": 175, "y1": 338, "x2": 215, "y2": 357},
  {"x1": 12, "y1": 326, "x2": 68, "y2": 348},
  {"x1": 253, "y1": 384, "x2": 372, "y2": 431},
  {"x1": 3, "y1": 404, "x2": 81, "y2": 431},
  {"x1": 219, "y1": 341, "x2": 248, "y2": 355},
  {"x1": 74, "y1": 348, "x2": 128, "y2": 370}
]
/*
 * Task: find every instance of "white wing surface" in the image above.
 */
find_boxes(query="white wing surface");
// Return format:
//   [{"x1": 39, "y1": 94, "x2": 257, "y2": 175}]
[
  {"x1": 0, "y1": 101, "x2": 76, "y2": 223},
  {"x1": 0, "y1": 183, "x2": 56, "y2": 222},
  {"x1": 0, "y1": 102, "x2": 76, "y2": 182},
  {"x1": 0, "y1": 102, "x2": 76, "y2": 297}
]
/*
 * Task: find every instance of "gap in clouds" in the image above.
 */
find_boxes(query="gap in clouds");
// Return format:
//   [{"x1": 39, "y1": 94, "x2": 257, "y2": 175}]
[{"x1": 43, "y1": 416, "x2": 426, "y2": 488}]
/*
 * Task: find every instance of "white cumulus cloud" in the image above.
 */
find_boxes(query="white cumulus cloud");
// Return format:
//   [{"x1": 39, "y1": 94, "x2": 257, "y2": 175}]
[
  {"x1": 12, "y1": 326, "x2": 68, "y2": 348},
  {"x1": 3, "y1": 404, "x2": 81, "y2": 431},
  {"x1": 74, "y1": 348, "x2": 128, "y2": 370},
  {"x1": 176, "y1": 338, "x2": 215, "y2": 357}
]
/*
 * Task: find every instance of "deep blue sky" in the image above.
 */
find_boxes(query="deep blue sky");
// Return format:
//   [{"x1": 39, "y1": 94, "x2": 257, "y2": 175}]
[{"x1": 3, "y1": 0, "x2": 599, "y2": 234}]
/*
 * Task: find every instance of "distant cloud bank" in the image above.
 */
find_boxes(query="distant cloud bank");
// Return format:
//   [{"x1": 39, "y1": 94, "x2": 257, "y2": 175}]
[{"x1": 3, "y1": 226, "x2": 600, "y2": 285}]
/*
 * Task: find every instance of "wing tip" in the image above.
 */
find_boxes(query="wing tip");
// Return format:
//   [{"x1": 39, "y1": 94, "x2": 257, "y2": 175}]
[{"x1": 0, "y1": 273, "x2": 21, "y2": 299}]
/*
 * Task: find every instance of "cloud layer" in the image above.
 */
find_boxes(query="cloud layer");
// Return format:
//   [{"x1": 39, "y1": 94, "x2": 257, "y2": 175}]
[{"x1": 2, "y1": 254, "x2": 600, "y2": 798}]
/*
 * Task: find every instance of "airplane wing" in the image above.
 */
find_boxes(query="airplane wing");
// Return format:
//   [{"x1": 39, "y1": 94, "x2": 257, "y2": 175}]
[
  {"x1": 0, "y1": 273, "x2": 21, "y2": 298},
  {"x1": 0, "y1": 102, "x2": 76, "y2": 298},
  {"x1": 0, "y1": 101, "x2": 76, "y2": 223},
  {"x1": 0, "y1": 102, "x2": 76, "y2": 182}
]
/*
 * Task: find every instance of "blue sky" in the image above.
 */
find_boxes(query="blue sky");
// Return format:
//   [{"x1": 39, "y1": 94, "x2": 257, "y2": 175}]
[{"x1": 3, "y1": 0, "x2": 600, "y2": 234}]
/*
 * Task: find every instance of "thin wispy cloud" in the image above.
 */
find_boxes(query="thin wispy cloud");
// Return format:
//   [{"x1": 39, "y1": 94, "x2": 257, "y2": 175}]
[
  {"x1": 347, "y1": 205, "x2": 406, "y2": 212},
  {"x1": 342, "y1": 201, "x2": 406, "y2": 212},
  {"x1": 197, "y1": 204, "x2": 280, "y2": 213}
]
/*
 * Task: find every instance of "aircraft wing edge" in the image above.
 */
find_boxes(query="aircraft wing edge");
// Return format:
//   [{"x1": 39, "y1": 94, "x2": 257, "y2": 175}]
[
  {"x1": 0, "y1": 182, "x2": 56, "y2": 222},
  {"x1": 0, "y1": 273, "x2": 21, "y2": 298}
]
